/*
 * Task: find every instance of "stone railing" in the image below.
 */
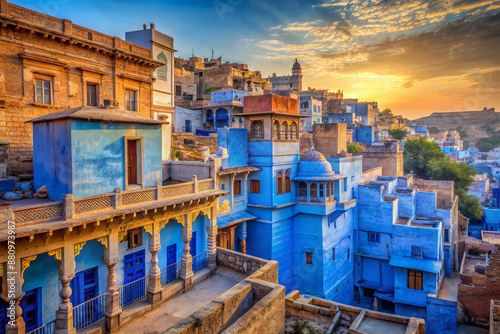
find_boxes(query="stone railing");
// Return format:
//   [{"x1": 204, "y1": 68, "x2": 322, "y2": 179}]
[
  {"x1": 12, "y1": 177, "x2": 215, "y2": 224},
  {"x1": 216, "y1": 248, "x2": 278, "y2": 284}
]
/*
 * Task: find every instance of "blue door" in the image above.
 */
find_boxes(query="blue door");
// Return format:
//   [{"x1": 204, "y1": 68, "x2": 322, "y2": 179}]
[
  {"x1": 166, "y1": 244, "x2": 177, "y2": 283},
  {"x1": 71, "y1": 267, "x2": 98, "y2": 306},
  {"x1": 21, "y1": 288, "x2": 41, "y2": 333},
  {"x1": 71, "y1": 267, "x2": 102, "y2": 329},
  {"x1": 185, "y1": 120, "x2": 192, "y2": 133},
  {"x1": 122, "y1": 250, "x2": 146, "y2": 307},
  {"x1": 190, "y1": 232, "x2": 197, "y2": 257}
]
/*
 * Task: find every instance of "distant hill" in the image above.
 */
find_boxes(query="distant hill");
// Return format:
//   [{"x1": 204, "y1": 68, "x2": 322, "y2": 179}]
[{"x1": 415, "y1": 108, "x2": 500, "y2": 148}]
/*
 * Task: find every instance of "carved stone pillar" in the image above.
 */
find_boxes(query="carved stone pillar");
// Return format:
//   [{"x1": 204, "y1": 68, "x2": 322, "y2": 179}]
[
  {"x1": 54, "y1": 245, "x2": 76, "y2": 334},
  {"x1": 5, "y1": 258, "x2": 25, "y2": 334},
  {"x1": 179, "y1": 214, "x2": 194, "y2": 291},
  {"x1": 146, "y1": 222, "x2": 162, "y2": 304},
  {"x1": 207, "y1": 206, "x2": 218, "y2": 273},
  {"x1": 5, "y1": 297, "x2": 25, "y2": 334},
  {"x1": 104, "y1": 232, "x2": 121, "y2": 332}
]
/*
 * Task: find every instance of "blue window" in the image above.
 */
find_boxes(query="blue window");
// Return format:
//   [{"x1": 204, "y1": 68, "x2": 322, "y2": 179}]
[
  {"x1": 368, "y1": 232, "x2": 380, "y2": 243},
  {"x1": 444, "y1": 229, "x2": 450, "y2": 243},
  {"x1": 22, "y1": 288, "x2": 41, "y2": 333}
]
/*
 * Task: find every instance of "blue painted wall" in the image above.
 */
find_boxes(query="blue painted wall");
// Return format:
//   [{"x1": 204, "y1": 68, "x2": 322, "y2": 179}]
[
  {"x1": 33, "y1": 120, "x2": 72, "y2": 201},
  {"x1": 22, "y1": 253, "x2": 60, "y2": 325},
  {"x1": 71, "y1": 121, "x2": 162, "y2": 199},
  {"x1": 33, "y1": 119, "x2": 163, "y2": 200}
]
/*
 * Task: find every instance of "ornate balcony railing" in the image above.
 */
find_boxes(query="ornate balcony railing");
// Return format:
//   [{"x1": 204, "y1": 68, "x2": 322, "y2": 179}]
[
  {"x1": 12, "y1": 177, "x2": 215, "y2": 224},
  {"x1": 119, "y1": 276, "x2": 147, "y2": 309},
  {"x1": 161, "y1": 261, "x2": 181, "y2": 286},
  {"x1": 73, "y1": 293, "x2": 106, "y2": 331}
]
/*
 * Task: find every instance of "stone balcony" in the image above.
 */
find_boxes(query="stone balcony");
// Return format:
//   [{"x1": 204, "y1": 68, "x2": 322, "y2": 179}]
[{"x1": 0, "y1": 177, "x2": 221, "y2": 240}]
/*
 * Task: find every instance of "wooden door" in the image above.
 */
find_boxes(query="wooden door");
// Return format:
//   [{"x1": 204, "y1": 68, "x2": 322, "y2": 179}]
[{"x1": 127, "y1": 140, "x2": 138, "y2": 185}]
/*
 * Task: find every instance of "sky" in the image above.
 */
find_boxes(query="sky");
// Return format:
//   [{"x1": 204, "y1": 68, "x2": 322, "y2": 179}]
[{"x1": 12, "y1": 0, "x2": 500, "y2": 119}]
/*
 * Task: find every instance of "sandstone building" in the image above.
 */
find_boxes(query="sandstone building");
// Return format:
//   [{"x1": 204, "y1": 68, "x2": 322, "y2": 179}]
[{"x1": 0, "y1": 0, "x2": 167, "y2": 175}]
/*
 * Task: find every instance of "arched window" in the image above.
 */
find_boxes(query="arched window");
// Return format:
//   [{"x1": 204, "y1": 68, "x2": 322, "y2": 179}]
[
  {"x1": 277, "y1": 171, "x2": 283, "y2": 195},
  {"x1": 319, "y1": 184, "x2": 324, "y2": 197},
  {"x1": 285, "y1": 170, "x2": 291, "y2": 193},
  {"x1": 291, "y1": 122, "x2": 298, "y2": 140},
  {"x1": 326, "y1": 182, "x2": 330, "y2": 196},
  {"x1": 251, "y1": 120, "x2": 263, "y2": 139},
  {"x1": 281, "y1": 122, "x2": 287, "y2": 140},
  {"x1": 273, "y1": 121, "x2": 280, "y2": 140},
  {"x1": 299, "y1": 182, "x2": 307, "y2": 196},
  {"x1": 310, "y1": 183, "x2": 317, "y2": 199}
]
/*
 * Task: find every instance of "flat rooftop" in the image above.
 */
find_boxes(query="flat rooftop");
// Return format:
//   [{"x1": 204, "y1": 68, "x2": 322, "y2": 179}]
[{"x1": 462, "y1": 256, "x2": 486, "y2": 275}]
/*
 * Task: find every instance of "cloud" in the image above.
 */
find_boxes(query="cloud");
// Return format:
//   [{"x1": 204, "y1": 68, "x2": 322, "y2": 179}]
[{"x1": 319, "y1": 13, "x2": 500, "y2": 83}]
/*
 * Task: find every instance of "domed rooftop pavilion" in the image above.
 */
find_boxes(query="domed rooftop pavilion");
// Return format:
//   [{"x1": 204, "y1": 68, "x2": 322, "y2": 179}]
[{"x1": 294, "y1": 146, "x2": 346, "y2": 182}]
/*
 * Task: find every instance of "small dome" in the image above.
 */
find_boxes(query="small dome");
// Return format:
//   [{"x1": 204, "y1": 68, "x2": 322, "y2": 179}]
[
  {"x1": 296, "y1": 147, "x2": 336, "y2": 179},
  {"x1": 292, "y1": 58, "x2": 301, "y2": 70}
]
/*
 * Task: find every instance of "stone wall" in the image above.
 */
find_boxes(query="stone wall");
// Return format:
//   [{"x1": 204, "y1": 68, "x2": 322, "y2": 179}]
[
  {"x1": 164, "y1": 249, "x2": 284, "y2": 334},
  {"x1": 359, "y1": 141, "x2": 403, "y2": 177},
  {"x1": 172, "y1": 133, "x2": 218, "y2": 161},
  {"x1": 0, "y1": 2, "x2": 161, "y2": 174},
  {"x1": 458, "y1": 245, "x2": 500, "y2": 328},
  {"x1": 299, "y1": 132, "x2": 313, "y2": 155},
  {"x1": 413, "y1": 179, "x2": 454, "y2": 209},
  {"x1": 491, "y1": 300, "x2": 500, "y2": 334},
  {"x1": 312, "y1": 123, "x2": 347, "y2": 158},
  {"x1": 362, "y1": 166, "x2": 383, "y2": 183}
]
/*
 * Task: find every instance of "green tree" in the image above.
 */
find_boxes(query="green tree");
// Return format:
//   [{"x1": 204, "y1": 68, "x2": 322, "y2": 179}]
[
  {"x1": 404, "y1": 138, "x2": 445, "y2": 178},
  {"x1": 389, "y1": 129, "x2": 406, "y2": 141},
  {"x1": 458, "y1": 195, "x2": 483, "y2": 222},
  {"x1": 348, "y1": 142, "x2": 365, "y2": 154},
  {"x1": 404, "y1": 137, "x2": 483, "y2": 221},
  {"x1": 475, "y1": 136, "x2": 500, "y2": 152}
]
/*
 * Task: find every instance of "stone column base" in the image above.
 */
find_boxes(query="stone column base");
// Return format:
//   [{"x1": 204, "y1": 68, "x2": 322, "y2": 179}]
[
  {"x1": 147, "y1": 288, "x2": 163, "y2": 304},
  {"x1": 183, "y1": 276, "x2": 194, "y2": 292},
  {"x1": 5, "y1": 319, "x2": 25, "y2": 334},
  {"x1": 105, "y1": 311, "x2": 122, "y2": 333},
  {"x1": 54, "y1": 308, "x2": 76, "y2": 334}
]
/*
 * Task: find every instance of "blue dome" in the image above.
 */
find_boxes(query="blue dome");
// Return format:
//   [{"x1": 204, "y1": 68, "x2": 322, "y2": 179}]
[{"x1": 294, "y1": 147, "x2": 340, "y2": 181}]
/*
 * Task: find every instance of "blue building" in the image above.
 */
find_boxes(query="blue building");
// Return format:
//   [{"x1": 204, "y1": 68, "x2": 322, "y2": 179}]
[
  {"x1": 7, "y1": 106, "x2": 224, "y2": 334},
  {"x1": 211, "y1": 94, "x2": 359, "y2": 304},
  {"x1": 485, "y1": 188, "x2": 500, "y2": 232},
  {"x1": 202, "y1": 90, "x2": 247, "y2": 132},
  {"x1": 299, "y1": 96, "x2": 322, "y2": 131},
  {"x1": 354, "y1": 176, "x2": 458, "y2": 334}
]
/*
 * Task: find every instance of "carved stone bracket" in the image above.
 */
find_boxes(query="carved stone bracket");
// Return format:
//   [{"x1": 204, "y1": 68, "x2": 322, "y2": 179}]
[
  {"x1": 74, "y1": 241, "x2": 86, "y2": 256},
  {"x1": 21, "y1": 255, "x2": 37, "y2": 278},
  {"x1": 118, "y1": 230, "x2": 127, "y2": 243},
  {"x1": 48, "y1": 248, "x2": 62, "y2": 261},
  {"x1": 158, "y1": 220, "x2": 168, "y2": 229},
  {"x1": 144, "y1": 224, "x2": 153, "y2": 236},
  {"x1": 97, "y1": 236, "x2": 108, "y2": 248},
  {"x1": 174, "y1": 215, "x2": 185, "y2": 226}
]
